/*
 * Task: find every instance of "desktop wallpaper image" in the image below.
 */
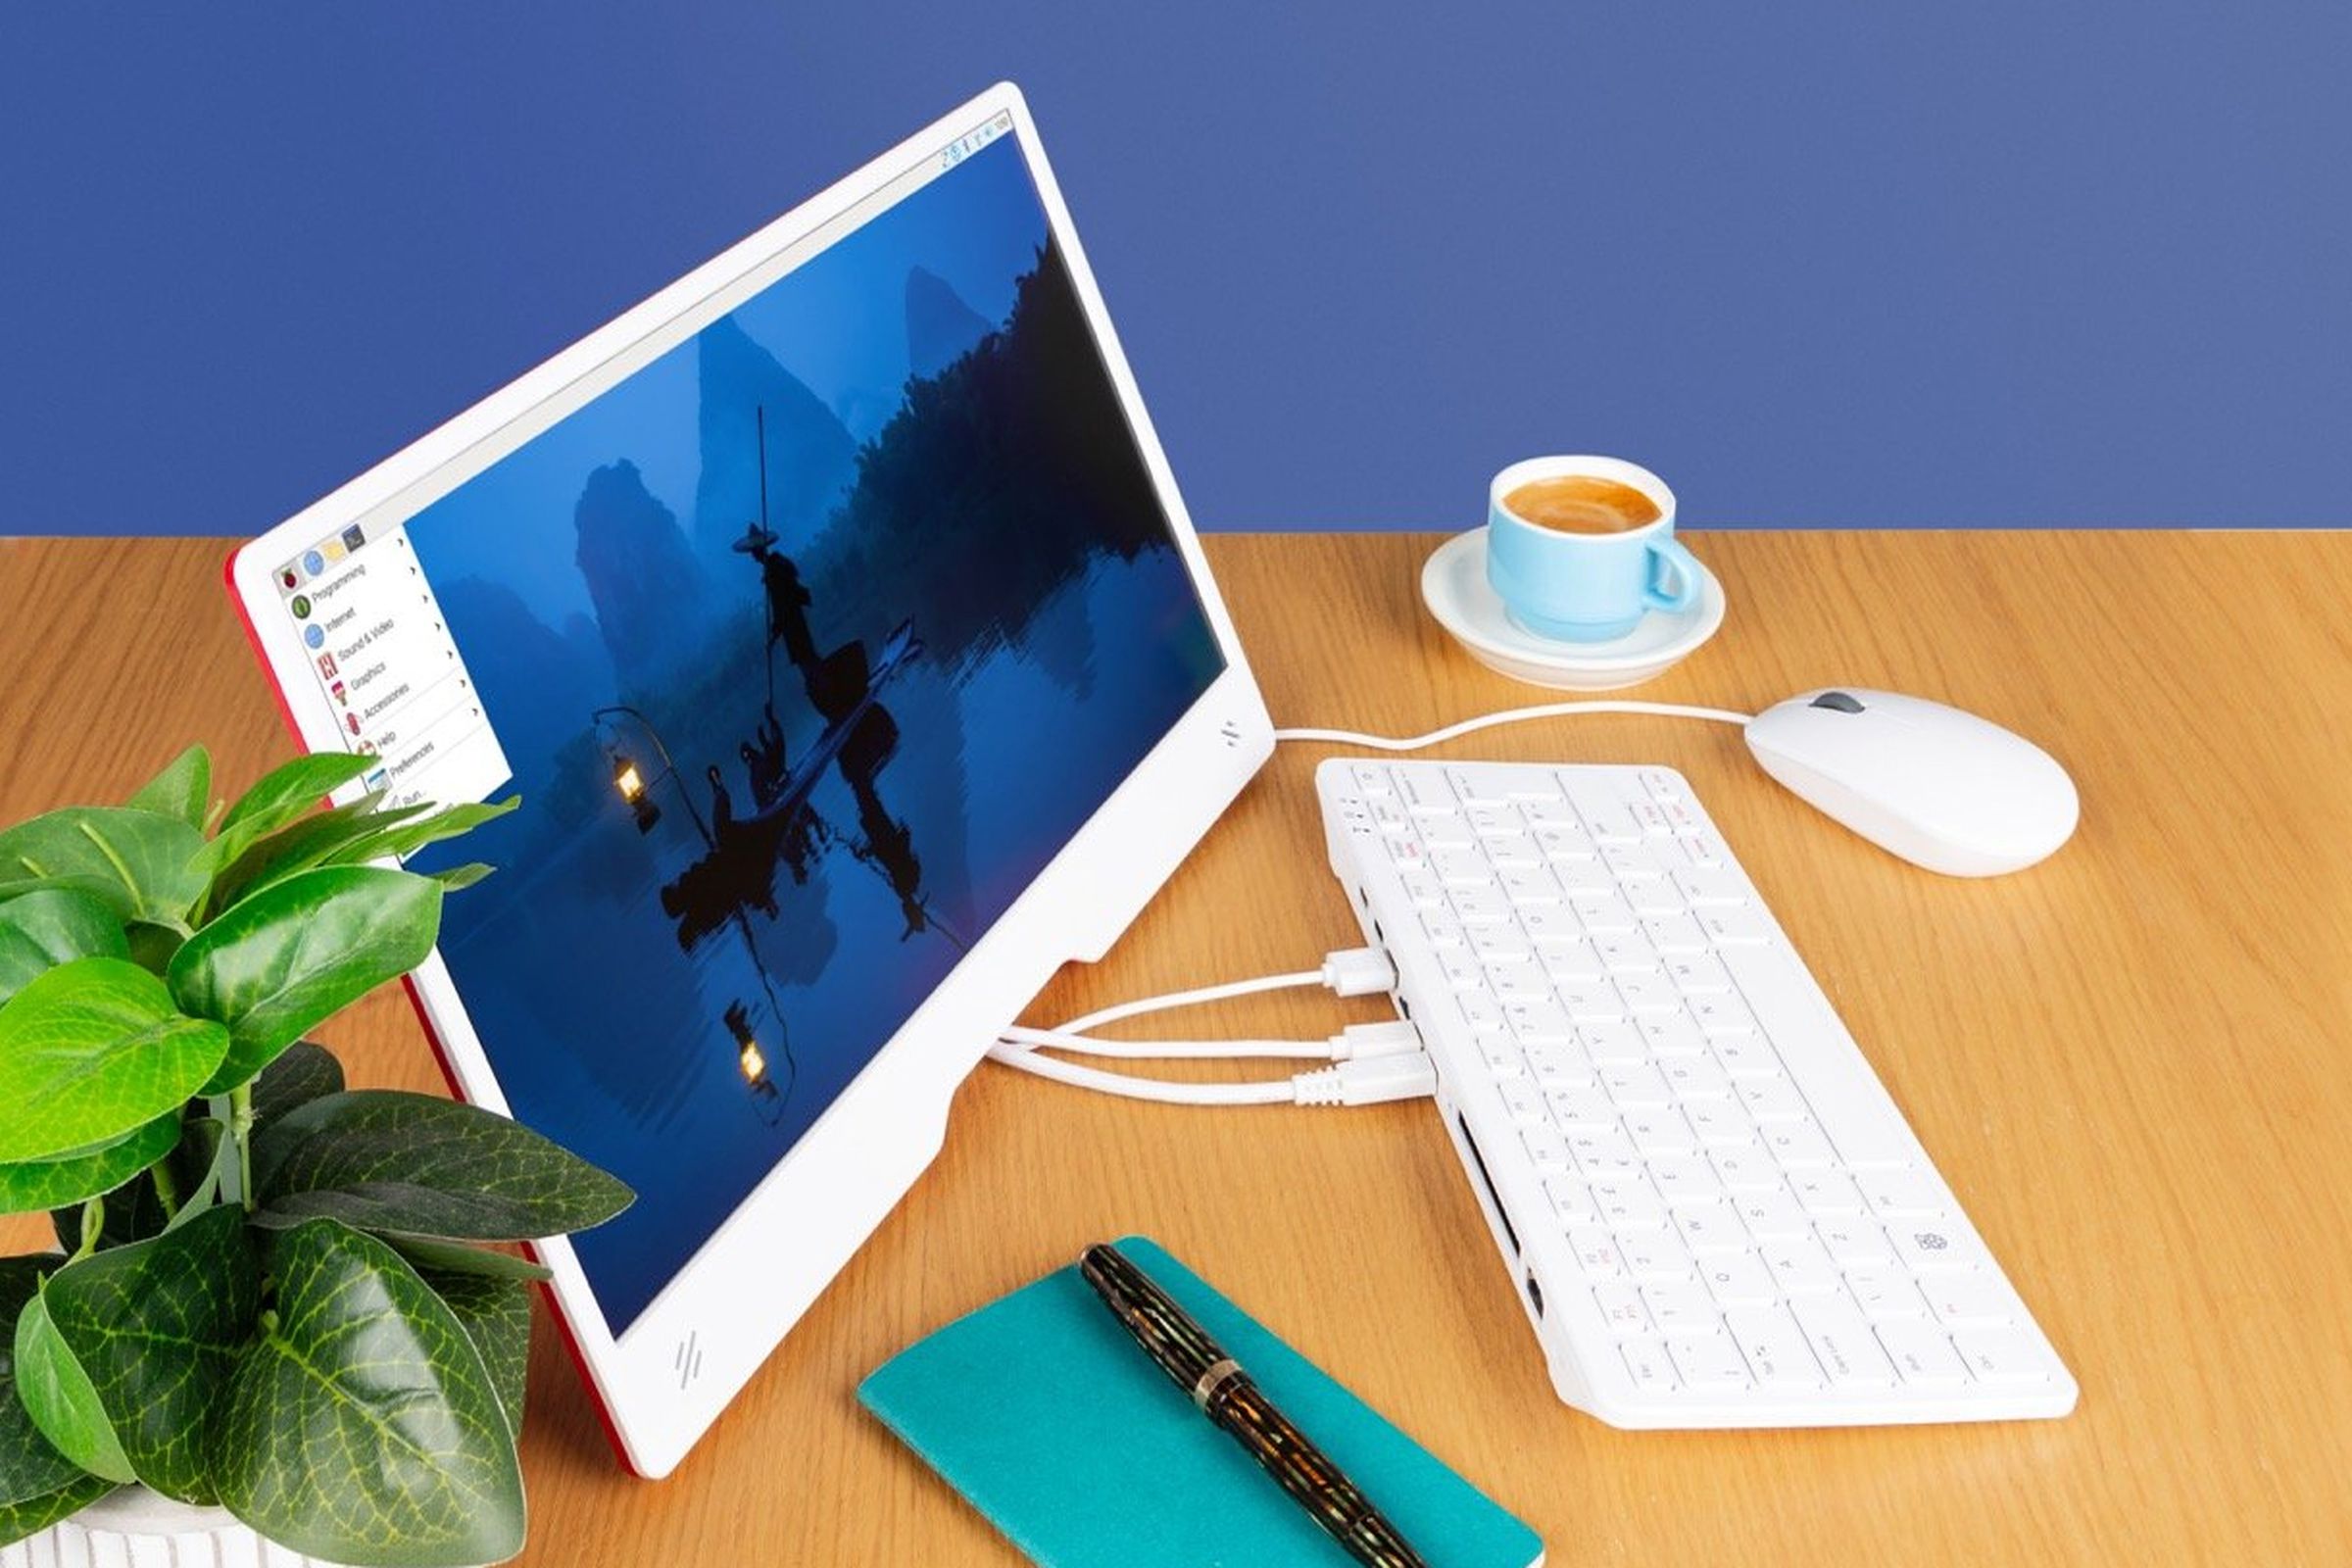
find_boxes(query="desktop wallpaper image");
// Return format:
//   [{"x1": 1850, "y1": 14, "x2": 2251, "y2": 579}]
[{"x1": 400, "y1": 135, "x2": 1224, "y2": 1332}]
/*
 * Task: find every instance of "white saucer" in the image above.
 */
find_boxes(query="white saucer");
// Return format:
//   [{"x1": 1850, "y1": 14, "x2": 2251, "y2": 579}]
[{"x1": 1419, "y1": 529, "x2": 1727, "y2": 692}]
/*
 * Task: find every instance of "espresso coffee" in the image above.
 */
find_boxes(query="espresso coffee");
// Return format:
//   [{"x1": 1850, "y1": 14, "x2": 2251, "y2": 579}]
[{"x1": 1503, "y1": 473, "x2": 1663, "y2": 535}]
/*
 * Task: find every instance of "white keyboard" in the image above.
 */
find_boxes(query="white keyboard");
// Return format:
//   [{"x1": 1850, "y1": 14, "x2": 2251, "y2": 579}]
[{"x1": 1317, "y1": 758, "x2": 2077, "y2": 1427}]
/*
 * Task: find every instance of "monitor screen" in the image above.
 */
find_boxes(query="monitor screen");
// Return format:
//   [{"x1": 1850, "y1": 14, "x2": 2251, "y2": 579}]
[{"x1": 265, "y1": 122, "x2": 1225, "y2": 1332}]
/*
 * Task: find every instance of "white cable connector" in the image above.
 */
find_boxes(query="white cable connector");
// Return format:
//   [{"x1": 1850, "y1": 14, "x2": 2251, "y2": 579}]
[
  {"x1": 989, "y1": 1040, "x2": 1436, "y2": 1107},
  {"x1": 1320, "y1": 947, "x2": 1396, "y2": 998}
]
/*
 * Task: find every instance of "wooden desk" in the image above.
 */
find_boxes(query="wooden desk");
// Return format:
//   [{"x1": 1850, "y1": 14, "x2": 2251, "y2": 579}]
[{"x1": 3, "y1": 531, "x2": 2348, "y2": 1564}]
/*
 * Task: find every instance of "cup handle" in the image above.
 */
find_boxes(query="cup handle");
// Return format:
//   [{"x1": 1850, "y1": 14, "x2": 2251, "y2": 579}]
[{"x1": 1643, "y1": 536, "x2": 1705, "y2": 613}]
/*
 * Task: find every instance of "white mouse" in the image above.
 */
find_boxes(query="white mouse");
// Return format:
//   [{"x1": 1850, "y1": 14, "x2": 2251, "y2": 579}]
[{"x1": 1743, "y1": 687, "x2": 2080, "y2": 876}]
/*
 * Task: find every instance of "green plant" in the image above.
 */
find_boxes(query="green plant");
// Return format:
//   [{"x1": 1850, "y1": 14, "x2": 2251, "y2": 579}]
[{"x1": 0, "y1": 746, "x2": 631, "y2": 1566}]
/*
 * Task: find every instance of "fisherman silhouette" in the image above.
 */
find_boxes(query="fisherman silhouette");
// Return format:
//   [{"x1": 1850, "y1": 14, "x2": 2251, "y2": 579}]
[
  {"x1": 734, "y1": 524, "x2": 820, "y2": 674},
  {"x1": 706, "y1": 763, "x2": 735, "y2": 837}
]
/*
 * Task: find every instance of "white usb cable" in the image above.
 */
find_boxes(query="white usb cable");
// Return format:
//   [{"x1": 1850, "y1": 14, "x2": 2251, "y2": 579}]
[{"x1": 1272, "y1": 698, "x2": 1754, "y2": 752}]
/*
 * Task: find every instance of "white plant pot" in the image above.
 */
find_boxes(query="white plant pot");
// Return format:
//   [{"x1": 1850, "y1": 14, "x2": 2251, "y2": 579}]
[{"x1": 1, "y1": 1484, "x2": 379, "y2": 1568}]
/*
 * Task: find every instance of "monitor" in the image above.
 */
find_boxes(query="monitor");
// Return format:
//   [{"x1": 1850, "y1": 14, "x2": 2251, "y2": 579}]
[{"x1": 227, "y1": 82, "x2": 1271, "y2": 1477}]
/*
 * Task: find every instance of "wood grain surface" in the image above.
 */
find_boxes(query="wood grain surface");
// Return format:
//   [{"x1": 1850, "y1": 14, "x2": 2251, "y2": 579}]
[{"x1": 3, "y1": 530, "x2": 2348, "y2": 1564}]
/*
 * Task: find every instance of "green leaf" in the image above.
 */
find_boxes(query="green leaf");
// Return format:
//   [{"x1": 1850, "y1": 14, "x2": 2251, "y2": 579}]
[
  {"x1": 34, "y1": 1206, "x2": 261, "y2": 1503},
  {"x1": 0, "y1": 1257, "x2": 98, "y2": 1516},
  {"x1": 425, "y1": 863, "x2": 495, "y2": 892},
  {"x1": 126, "y1": 746, "x2": 213, "y2": 831},
  {"x1": 385, "y1": 1237, "x2": 552, "y2": 1285},
  {"x1": 12, "y1": 1292, "x2": 133, "y2": 1483},
  {"x1": 0, "y1": 1113, "x2": 179, "y2": 1216},
  {"x1": 0, "y1": 957, "x2": 230, "y2": 1163},
  {"x1": 416, "y1": 1270, "x2": 530, "y2": 1439},
  {"x1": 0, "y1": 887, "x2": 128, "y2": 1009},
  {"x1": 318, "y1": 799, "x2": 519, "y2": 871},
  {"x1": 203, "y1": 797, "x2": 432, "y2": 919},
  {"x1": 0, "y1": 1472, "x2": 116, "y2": 1549},
  {"x1": 0, "y1": 808, "x2": 208, "y2": 928},
  {"x1": 213, "y1": 1219, "x2": 524, "y2": 1567},
  {"x1": 167, "y1": 866, "x2": 442, "y2": 1096},
  {"x1": 254, "y1": 1091, "x2": 632, "y2": 1242},
  {"x1": 122, "y1": 921, "x2": 185, "y2": 976},
  {"x1": 251, "y1": 1041, "x2": 346, "y2": 1128},
  {"x1": 219, "y1": 754, "x2": 375, "y2": 838}
]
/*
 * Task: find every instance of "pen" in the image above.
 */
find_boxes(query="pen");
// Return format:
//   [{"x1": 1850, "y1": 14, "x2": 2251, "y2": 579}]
[{"x1": 1078, "y1": 1243, "x2": 1432, "y2": 1568}]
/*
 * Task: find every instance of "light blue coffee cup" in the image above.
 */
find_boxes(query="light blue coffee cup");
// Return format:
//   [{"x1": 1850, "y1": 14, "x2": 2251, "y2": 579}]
[{"x1": 1486, "y1": 455, "x2": 1702, "y2": 642}]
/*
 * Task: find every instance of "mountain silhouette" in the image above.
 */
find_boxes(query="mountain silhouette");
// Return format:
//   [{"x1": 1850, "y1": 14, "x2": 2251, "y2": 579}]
[
  {"x1": 573, "y1": 460, "x2": 710, "y2": 687},
  {"x1": 905, "y1": 266, "x2": 992, "y2": 378},
  {"x1": 692, "y1": 318, "x2": 857, "y2": 572}
]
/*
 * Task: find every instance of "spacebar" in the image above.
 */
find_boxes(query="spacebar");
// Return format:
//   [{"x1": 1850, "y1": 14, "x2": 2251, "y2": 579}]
[{"x1": 1721, "y1": 945, "x2": 1914, "y2": 1169}]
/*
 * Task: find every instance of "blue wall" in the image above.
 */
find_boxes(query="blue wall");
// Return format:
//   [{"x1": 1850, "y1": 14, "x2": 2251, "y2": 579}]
[{"x1": 3, "y1": 3, "x2": 2346, "y2": 537}]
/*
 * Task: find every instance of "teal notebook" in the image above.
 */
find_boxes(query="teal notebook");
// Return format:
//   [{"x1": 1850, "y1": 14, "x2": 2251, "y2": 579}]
[{"x1": 858, "y1": 1237, "x2": 1544, "y2": 1568}]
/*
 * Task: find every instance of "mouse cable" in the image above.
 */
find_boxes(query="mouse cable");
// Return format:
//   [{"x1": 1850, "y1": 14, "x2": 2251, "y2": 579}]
[
  {"x1": 989, "y1": 1041, "x2": 1437, "y2": 1107},
  {"x1": 1272, "y1": 699, "x2": 1754, "y2": 753}
]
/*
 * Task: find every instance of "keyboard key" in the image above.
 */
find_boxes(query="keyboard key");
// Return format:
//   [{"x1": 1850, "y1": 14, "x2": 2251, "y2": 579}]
[
  {"x1": 1439, "y1": 951, "x2": 1486, "y2": 990},
  {"x1": 1676, "y1": 833, "x2": 1725, "y2": 869},
  {"x1": 1558, "y1": 982, "x2": 1626, "y2": 1022},
  {"x1": 1668, "y1": 1335, "x2": 1752, "y2": 1391},
  {"x1": 1664, "y1": 953, "x2": 1734, "y2": 993},
  {"x1": 1638, "y1": 768, "x2": 1686, "y2": 805},
  {"x1": 1536, "y1": 825, "x2": 1597, "y2": 862},
  {"x1": 1612, "y1": 973, "x2": 1679, "y2": 1014},
  {"x1": 1419, "y1": 814, "x2": 1476, "y2": 850},
  {"x1": 1497, "y1": 1079, "x2": 1548, "y2": 1126},
  {"x1": 1396, "y1": 769, "x2": 1458, "y2": 816},
  {"x1": 1446, "y1": 768, "x2": 1513, "y2": 807},
  {"x1": 1686, "y1": 1102, "x2": 1757, "y2": 1148},
  {"x1": 1647, "y1": 1154, "x2": 1726, "y2": 1209},
  {"x1": 1419, "y1": 910, "x2": 1466, "y2": 950},
  {"x1": 1876, "y1": 1321, "x2": 1969, "y2": 1388},
  {"x1": 1467, "y1": 924, "x2": 1530, "y2": 961},
  {"x1": 1924, "y1": 1273, "x2": 2016, "y2": 1328},
  {"x1": 1673, "y1": 1205, "x2": 1748, "y2": 1257},
  {"x1": 1432, "y1": 850, "x2": 1495, "y2": 886},
  {"x1": 1602, "y1": 844, "x2": 1666, "y2": 883},
  {"x1": 1592, "y1": 1176, "x2": 1669, "y2": 1231},
  {"x1": 1568, "y1": 1129, "x2": 1642, "y2": 1177},
  {"x1": 1450, "y1": 888, "x2": 1512, "y2": 927},
  {"x1": 1861, "y1": 1167, "x2": 1952, "y2": 1220},
  {"x1": 1815, "y1": 1219, "x2": 1899, "y2": 1272},
  {"x1": 1570, "y1": 1228, "x2": 1628, "y2": 1282},
  {"x1": 1629, "y1": 799, "x2": 1674, "y2": 837},
  {"x1": 1546, "y1": 1088, "x2": 1618, "y2": 1131},
  {"x1": 1523, "y1": 1125, "x2": 1571, "y2": 1170},
  {"x1": 1499, "y1": 865, "x2": 1560, "y2": 905},
  {"x1": 1703, "y1": 1253, "x2": 1781, "y2": 1310},
  {"x1": 1760, "y1": 1120, "x2": 1839, "y2": 1169},
  {"x1": 1486, "y1": 961, "x2": 1550, "y2": 1000},
  {"x1": 1466, "y1": 804, "x2": 1521, "y2": 835},
  {"x1": 1456, "y1": 991, "x2": 1504, "y2": 1032},
  {"x1": 1690, "y1": 993, "x2": 1761, "y2": 1036},
  {"x1": 1845, "y1": 1271, "x2": 1931, "y2": 1322},
  {"x1": 1545, "y1": 1176, "x2": 1599, "y2": 1226},
  {"x1": 1348, "y1": 762, "x2": 1394, "y2": 797},
  {"x1": 1477, "y1": 1035, "x2": 1524, "y2": 1079},
  {"x1": 1522, "y1": 796, "x2": 1579, "y2": 825},
  {"x1": 1732, "y1": 1187, "x2": 1812, "y2": 1239},
  {"x1": 1578, "y1": 1018, "x2": 1646, "y2": 1065},
  {"x1": 1396, "y1": 867, "x2": 1446, "y2": 908},
  {"x1": 1890, "y1": 1225, "x2": 1977, "y2": 1273},
  {"x1": 1725, "y1": 1306, "x2": 1822, "y2": 1387},
  {"x1": 1570, "y1": 790, "x2": 1642, "y2": 845},
  {"x1": 1516, "y1": 903, "x2": 1580, "y2": 945},
  {"x1": 1618, "y1": 1233, "x2": 1695, "y2": 1283},
  {"x1": 1594, "y1": 1285, "x2": 1650, "y2": 1337},
  {"x1": 1760, "y1": 1236, "x2": 1841, "y2": 1297},
  {"x1": 1709, "y1": 1146, "x2": 1782, "y2": 1192},
  {"x1": 1739, "y1": 1078, "x2": 1811, "y2": 1122},
  {"x1": 1522, "y1": 1041, "x2": 1588, "y2": 1086},
  {"x1": 1594, "y1": 933, "x2": 1661, "y2": 974},
  {"x1": 1659, "y1": 1053, "x2": 1733, "y2": 1102},
  {"x1": 1602, "y1": 1065, "x2": 1674, "y2": 1108},
  {"x1": 1792, "y1": 1297, "x2": 1899, "y2": 1390},
  {"x1": 1672, "y1": 867, "x2": 1747, "y2": 907},
  {"x1": 1642, "y1": 1012, "x2": 1711, "y2": 1060},
  {"x1": 1712, "y1": 1035, "x2": 1780, "y2": 1079},
  {"x1": 1622, "y1": 1341, "x2": 1680, "y2": 1392},
  {"x1": 1503, "y1": 998, "x2": 1576, "y2": 1043},
  {"x1": 1540, "y1": 941, "x2": 1606, "y2": 982},
  {"x1": 1642, "y1": 1280, "x2": 1719, "y2": 1336},
  {"x1": 1697, "y1": 906, "x2": 1775, "y2": 946},
  {"x1": 1575, "y1": 893, "x2": 1640, "y2": 933},
  {"x1": 1642, "y1": 912, "x2": 1708, "y2": 953},
  {"x1": 1625, "y1": 1108, "x2": 1696, "y2": 1158},
  {"x1": 1951, "y1": 1325, "x2": 2056, "y2": 1385},
  {"x1": 1487, "y1": 834, "x2": 1544, "y2": 869},
  {"x1": 1787, "y1": 1170, "x2": 1866, "y2": 1216}
]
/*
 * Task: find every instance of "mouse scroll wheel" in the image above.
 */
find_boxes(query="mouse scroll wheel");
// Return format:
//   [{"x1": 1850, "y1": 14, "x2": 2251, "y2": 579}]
[{"x1": 1809, "y1": 691, "x2": 1866, "y2": 713}]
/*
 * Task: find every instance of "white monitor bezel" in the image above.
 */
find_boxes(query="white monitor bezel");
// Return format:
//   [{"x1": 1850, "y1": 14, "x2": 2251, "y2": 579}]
[{"x1": 226, "y1": 81, "x2": 1271, "y2": 1479}]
